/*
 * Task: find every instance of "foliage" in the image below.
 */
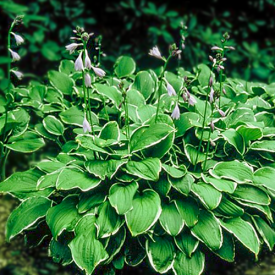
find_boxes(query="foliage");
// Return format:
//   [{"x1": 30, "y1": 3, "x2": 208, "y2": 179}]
[{"x1": 1, "y1": 7, "x2": 275, "y2": 275}]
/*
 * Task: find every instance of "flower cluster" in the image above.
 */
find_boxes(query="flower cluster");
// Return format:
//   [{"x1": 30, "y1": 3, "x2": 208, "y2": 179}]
[
  {"x1": 9, "y1": 16, "x2": 24, "y2": 80},
  {"x1": 66, "y1": 26, "x2": 107, "y2": 134}
]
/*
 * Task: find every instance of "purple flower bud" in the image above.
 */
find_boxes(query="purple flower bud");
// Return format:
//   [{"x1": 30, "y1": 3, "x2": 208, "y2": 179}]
[
  {"x1": 182, "y1": 43, "x2": 185, "y2": 50},
  {"x1": 222, "y1": 88, "x2": 226, "y2": 95},
  {"x1": 221, "y1": 57, "x2": 227, "y2": 62},
  {"x1": 210, "y1": 140, "x2": 216, "y2": 147},
  {"x1": 209, "y1": 87, "x2": 215, "y2": 103},
  {"x1": 218, "y1": 109, "x2": 226, "y2": 117},
  {"x1": 182, "y1": 92, "x2": 187, "y2": 102},
  {"x1": 210, "y1": 121, "x2": 215, "y2": 132},
  {"x1": 186, "y1": 89, "x2": 191, "y2": 98},
  {"x1": 167, "y1": 82, "x2": 177, "y2": 96},
  {"x1": 209, "y1": 55, "x2": 214, "y2": 62},
  {"x1": 75, "y1": 51, "x2": 84, "y2": 71},
  {"x1": 209, "y1": 76, "x2": 213, "y2": 87}
]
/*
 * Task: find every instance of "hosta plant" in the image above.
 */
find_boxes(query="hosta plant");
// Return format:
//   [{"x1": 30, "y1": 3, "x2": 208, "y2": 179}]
[{"x1": 1, "y1": 22, "x2": 275, "y2": 275}]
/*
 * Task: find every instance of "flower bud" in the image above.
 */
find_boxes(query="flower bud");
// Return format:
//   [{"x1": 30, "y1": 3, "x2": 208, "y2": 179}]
[
  {"x1": 167, "y1": 82, "x2": 177, "y2": 96},
  {"x1": 171, "y1": 102, "x2": 180, "y2": 120},
  {"x1": 11, "y1": 70, "x2": 23, "y2": 80},
  {"x1": 218, "y1": 109, "x2": 226, "y2": 117},
  {"x1": 91, "y1": 66, "x2": 106, "y2": 77},
  {"x1": 9, "y1": 49, "x2": 20, "y2": 62},
  {"x1": 85, "y1": 50, "x2": 92, "y2": 69},
  {"x1": 11, "y1": 33, "x2": 24, "y2": 46},
  {"x1": 84, "y1": 73, "x2": 92, "y2": 87},
  {"x1": 209, "y1": 76, "x2": 213, "y2": 87},
  {"x1": 81, "y1": 32, "x2": 89, "y2": 41},
  {"x1": 222, "y1": 88, "x2": 226, "y2": 95},
  {"x1": 211, "y1": 46, "x2": 223, "y2": 51},
  {"x1": 75, "y1": 51, "x2": 84, "y2": 71},
  {"x1": 83, "y1": 116, "x2": 91, "y2": 133}
]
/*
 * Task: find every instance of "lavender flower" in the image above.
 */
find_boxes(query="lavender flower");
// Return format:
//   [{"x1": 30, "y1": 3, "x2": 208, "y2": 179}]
[
  {"x1": 9, "y1": 49, "x2": 20, "y2": 62},
  {"x1": 188, "y1": 95, "x2": 197, "y2": 106},
  {"x1": 167, "y1": 82, "x2": 176, "y2": 96},
  {"x1": 83, "y1": 116, "x2": 91, "y2": 133},
  {"x1": 91, "y1": 66, "x2": 106, "y2": 77},
  {"x1": 149, "y1": 46, "x2": 163, "y2": 60},
  {"x1": 65, "y1": 43, "x2": 82, "y2": 54},
  {"x1": 209, "y1": 76, "x2": 213, "y2": 87},
  {"x1": 211, "y1": 46, "x2": 223, "y2": 51},
  {"x1": 85, "y1": 50, "x2": 92, "y2": 69},
  {"x1": 84, "y1": 73, "x2": 91, "y2": 87},
  {"x1": 11, "y1": 70, "x2": 23, "y2": 79},
  {"x1": 75, "y1": 51, "x2": 84, "y2": 71},
  {"x1": 171, "y1": 102, "x2": 180, "y2": 120},
  {"x1": 11, "y1": 32, "x2": 24, "y2": 45}
]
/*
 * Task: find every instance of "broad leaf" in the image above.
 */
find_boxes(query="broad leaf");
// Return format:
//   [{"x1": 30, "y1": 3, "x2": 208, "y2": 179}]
[
  {"x1": 109, "y1": 181, "x2": 138, "y2": 215},
  {"x1": 125, "y1": 189, "x2": 161, "y2": 236},
  {"x1": 6, "y1": 196, "x2": 51, "y2": 241}
]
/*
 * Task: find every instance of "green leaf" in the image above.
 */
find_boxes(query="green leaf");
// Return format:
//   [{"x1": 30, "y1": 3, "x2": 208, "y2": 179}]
[
  {"x1": 126, "y1": 158, "x2": 161, "y2": 181},
  {"x1": 172, "y1": 249, "x2": 205, "y2": 275},
  {"x1": 78, "y1": 191, "x2": 107, "y2": 214},
  {"x1": 215, "y1": 197, "x2": 244, "y2": 217},
  {"x1": 124, "y1": 237, "x2": 146, "y2": 266},
  {"x1": 197, "y1": 63, "x2": 211, "y2": 87},
  {"x1": 130, "y1": 123, "x2": 174, "y2": 153},
  {"x1": 191, "y1": 182, "x2": 222, "y2": 210},
  {"x1": 109, "y1": 182, "x2": 138, "y2": 215},
  {"x1": 99, "y1": 121, "x2": 120, "y2": 141},
  {"x1": 220, "y1": 217, "x2": 260, "y2": 255},
  {"x1": 0, "y1": 169, "x2": 52, "y2": 199},
  {"x1": 56, "y1": 168, "x2": 101, "y2": 191},
  {"x1": 37, "y1": 171, "x2": 60, "y2": 190},
  {"x1": 43, "y1": 115, "x2": 64, "y2": 136},
  {"x1": 210, "y1": 161, "x2": 253, "y2": 183},
  {"x1": 159, "y1": 202, "x2": 184, "y2": 236},
  {"x1": 201, "y1": 175, "x2": 237, "y2": 193},
  {"x1": 213, "y1": 231, "x2": 235, "y2": 262},
  {"x1": 95, "y1": 201, "x2": 123, "y2": 238},
  {"x1": 162, "y1": 164, "x2": 186, "y2": 178},
  {"x1": 94, "y1": 83, "x2": 122, "y2": 108},
  {"x1": 46, "y1": 196, "x2": 81, "y2": 239},
  {"x1": 125, "y1": 189, "x2": 161, "y2": 236},
  {"x1": 60, "y1": 106, "x2": 86, "y2": 127},
  {"x1": 169, "y1": 173, "x2": 194, "y2": 196},
  {"x1": 174, "y1": 112, "x2": 200, "y2": 137},
  {"x1": 85, "y1": 159, "x2": 127, "y2": 180},
  {"x1": 146, "y1": 235, "x2": 175, "y2": 274},
  {"x1": 48, "y1": 70, "x2": 74, "y2": 95},
  {"x1": 232, "y1": 184, "x2": 270, "y2": 205},
  {"x1": 184, "y1": 144, "x2": 205, "y2": 165},
  {"x1": 252, "y1": 216, "x2": 275, "y2": 250},
  {"x1": 49, "y1": 238, "x2": 73, "y2": 266},
  {"x1": 59, "y1": 59, "x2": 75, "y2": 75},
  {"x1": 6, "y1": 197, "x2": 51, "y2": 241},
  {"x1": 105, "y1": 227, "x2": 126, "y2": 264},
  {"x1": 254, "y1": 167, "x2": 275, "y2": 191},
  {"x1": 250, "y1": 140, "x2": 275, "y2": 153},
  {"x1": 69, "y1": 214, "x2": 109, "y2": 275},
  {"x1": 114, "y1": 56, "x2": 136, "y2": 78},
  {"x1": 221, "y1": 129, "x2": 245, "y2": 155},
  {"x1": 175, "y1": 197, "x2": 199, "y2": 227},
  {"x1": 132, "y1": 71, "x2": 155, "y2": 100},
  {"x1": 175, "y1": 230, "x2": 199, "y2": 257},
  {"x1": 6, "y1": 132, "x2": 45, "y2": 153},
  {"x1": 237, "y1": 125, "x2": 263, "y2": 143},
  {"x1": 191, "y1": 210, "x2": 222, "y2": 250}
]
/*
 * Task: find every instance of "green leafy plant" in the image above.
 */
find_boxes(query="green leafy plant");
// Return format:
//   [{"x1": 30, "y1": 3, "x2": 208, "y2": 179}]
[{"x1": 1, "y1": 16, "x2": 275, "y2": 275}]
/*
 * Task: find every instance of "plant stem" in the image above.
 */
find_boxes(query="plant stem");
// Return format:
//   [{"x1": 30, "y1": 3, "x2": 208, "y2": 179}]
[
  {"x1": 1, "y1": 21, "x2": 15, "y2": 180},
  {"x1": 87, "y1": 87, "x2": 95, "y2": 136},
  {"x1": 194, "y1": 68, "x2": 214, "y2": 171},
  {"x1": 124, "y1": 95, "x2": 130, "y2": 154},
  {"x1": 0, "y1": 149, "x2": 10, "y2": 181},
  {"x1": 155, "y1": 55, "x2": 172, "y2": 123}
]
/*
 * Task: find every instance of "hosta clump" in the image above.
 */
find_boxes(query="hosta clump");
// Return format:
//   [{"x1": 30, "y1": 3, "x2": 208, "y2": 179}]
[{"x1": 1, "y1": 33, "x2": 275, "y2": 275}]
